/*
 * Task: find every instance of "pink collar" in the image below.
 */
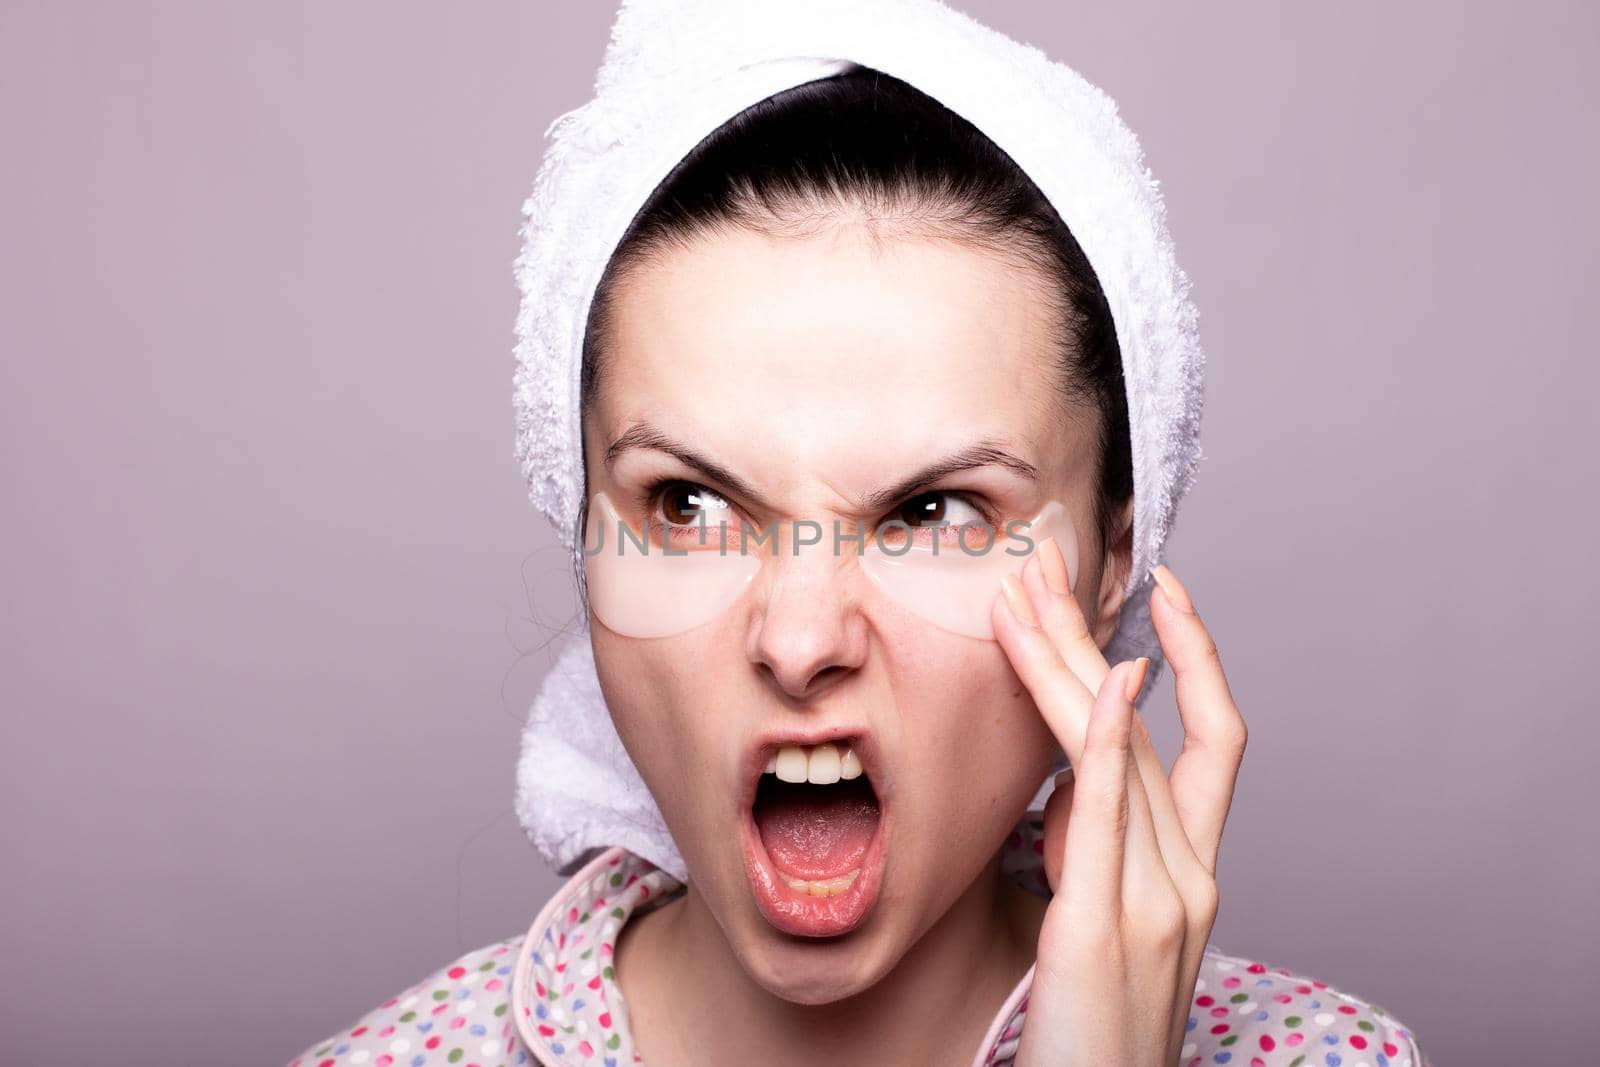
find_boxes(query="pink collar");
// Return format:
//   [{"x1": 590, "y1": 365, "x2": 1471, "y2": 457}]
[{"x1": 511, "y1": 813, "x2": 1051, "y2": 1066}]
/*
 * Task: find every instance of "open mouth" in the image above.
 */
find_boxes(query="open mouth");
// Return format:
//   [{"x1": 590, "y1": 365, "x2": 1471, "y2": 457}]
[{"x1": 740, "y1": 736, "x2": 888, "y2": 938}]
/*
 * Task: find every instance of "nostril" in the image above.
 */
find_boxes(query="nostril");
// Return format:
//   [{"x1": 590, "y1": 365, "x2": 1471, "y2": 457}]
[
  {"x1": 806, "y1": 664, "x2": 849, "y2": 690},
  {"x1": 757, "y1": 660, "x2": 850, "y2": 701}
]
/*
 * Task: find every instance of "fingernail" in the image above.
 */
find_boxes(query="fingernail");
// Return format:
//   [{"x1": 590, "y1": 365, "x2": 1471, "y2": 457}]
[
  {"x1": 1001, "y1": 572, "x2": 1040, "y2": 628},
  {"x1": 1152, "y1": 564, "x2": 1195, "y2": 614},
  {"x1": 1038, "y1": 536, "x2": 1071, "y2": 595},
  {"x1": 1122, "y1": 657, "x2": 1150, "y2": 702}
]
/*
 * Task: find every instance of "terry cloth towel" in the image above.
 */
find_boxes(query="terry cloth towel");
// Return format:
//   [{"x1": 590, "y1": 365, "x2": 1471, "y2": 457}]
[{"x1": 512, "y1": 0, "x2": 1207, "y2": 883}]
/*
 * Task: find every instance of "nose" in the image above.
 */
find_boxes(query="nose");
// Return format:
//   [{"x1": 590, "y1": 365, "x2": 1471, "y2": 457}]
[{"x1": 746, "y1": 529, "x2": 869, "y2": 700}]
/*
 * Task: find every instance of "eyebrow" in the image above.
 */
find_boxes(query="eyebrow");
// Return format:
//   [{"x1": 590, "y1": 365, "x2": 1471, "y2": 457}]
[{"x1": 603, "y1": 421, "x2": 1040, "y2": 513}]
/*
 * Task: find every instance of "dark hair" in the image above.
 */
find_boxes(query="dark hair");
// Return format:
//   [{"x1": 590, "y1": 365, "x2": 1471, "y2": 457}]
[{"x1": 574, "y1": 66, "x2": 1132, "y2": 606}]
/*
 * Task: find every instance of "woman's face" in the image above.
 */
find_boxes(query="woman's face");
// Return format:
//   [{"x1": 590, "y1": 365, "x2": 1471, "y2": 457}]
[{"x1": 583, "y1": 221, "x2": 1131, "y2": 1003}]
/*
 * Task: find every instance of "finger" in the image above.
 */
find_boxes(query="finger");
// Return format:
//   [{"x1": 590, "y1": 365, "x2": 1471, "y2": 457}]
[
  {"x1": 1059, "y1": 658, "x2": 1138, "y2": 918},
  {"x1": 1024, "y1": 537, "x2": 1111, "y2": 694},
  {"x1": 1021, "y1": 546, "x2": 1206, "y2": 883},
  {"x1": 1105, "y1": 661, "x2": 1166, "y2": 896},
  {"x1": 1007, "y1": 548, "x2": 1234, "y2": 887},
  {"x1": 994, "y1": 568, "x2": 1097, "y2": 770},
  {"x1": 1150, "y1": 564, "x2": 1248, "y2": 875},
  {"x1": 1041, "y1": 768, "x2": 1072, "y2": 893},
  {"x1": 1116, "y1": 660, "x2": 1210, "y2": 894},
  {"x1": 1111, "y1": 665, "x2": 1194, "y2": 984},
  {"x1": 1119, "y1": 709, "x2": 1173, "y2": 909},
  {"x1": 1128, "y1": 706, "x2": 1210, "y2": 886}
]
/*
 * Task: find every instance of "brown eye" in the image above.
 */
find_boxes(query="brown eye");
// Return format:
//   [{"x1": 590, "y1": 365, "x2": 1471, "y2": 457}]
[
  {"x1": 896, "y1": 492, "x2": 948, "y2": 527},
  {"x1": 885, "y1": 491, "x2": 993, "y2": 551},
  {"x1": 660, "y1": 482, "x2": 730, "y2": 527},
  {"x1": 895, "y1": 491, "x2": 987, "y2": 529}
]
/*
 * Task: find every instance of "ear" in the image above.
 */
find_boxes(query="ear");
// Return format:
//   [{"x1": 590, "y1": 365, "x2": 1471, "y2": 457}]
[{"x1": 1091, "y1": 496, "x2": 1136, "y2": 649}]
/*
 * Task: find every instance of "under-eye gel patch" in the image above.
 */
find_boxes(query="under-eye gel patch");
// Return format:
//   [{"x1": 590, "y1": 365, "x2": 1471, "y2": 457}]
[
  {"x1": 859, "y1": 497, "x2": 1077, "y2": 640},
  {"x1": 581, "y1": 491, "x2": 1077, "y2": 641},
  {"x1": 582, "y1": 490, "x2": 762, "y2": 639}
]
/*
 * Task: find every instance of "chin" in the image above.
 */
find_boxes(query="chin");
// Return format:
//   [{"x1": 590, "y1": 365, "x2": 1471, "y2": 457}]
[{"x1": 733, "y1": 914, "x2": 902, "y2": 1006}]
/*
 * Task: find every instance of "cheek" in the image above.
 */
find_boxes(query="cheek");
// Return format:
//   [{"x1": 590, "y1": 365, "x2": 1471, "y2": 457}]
[
  {"x1": 589, "y1": 628, "x2": 710, "y2": 798},
  {"x1": 880, "y1": 624, "x2": 1058, "y2": 816}
]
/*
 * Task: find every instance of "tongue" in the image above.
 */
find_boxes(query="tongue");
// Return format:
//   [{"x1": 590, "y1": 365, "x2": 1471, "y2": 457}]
[{"x1": 754, "y1": 777, "x2": 881, "y2": 880}]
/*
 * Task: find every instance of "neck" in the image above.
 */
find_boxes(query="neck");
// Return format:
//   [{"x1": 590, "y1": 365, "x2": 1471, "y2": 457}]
[{"x1": 618, "y1": 849, "x2": 1045, "y2": 1067}]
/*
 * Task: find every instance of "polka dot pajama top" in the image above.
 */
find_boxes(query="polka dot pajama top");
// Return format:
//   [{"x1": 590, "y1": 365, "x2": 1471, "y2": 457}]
[{"x1": 288, "y1": 813, "x2": 1430, "y2": 1067}]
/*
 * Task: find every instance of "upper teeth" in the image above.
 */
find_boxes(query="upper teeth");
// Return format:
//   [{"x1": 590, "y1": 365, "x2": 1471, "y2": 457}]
[{"x1": 764, "y1": 742, "x2": 864, "y2": 784}]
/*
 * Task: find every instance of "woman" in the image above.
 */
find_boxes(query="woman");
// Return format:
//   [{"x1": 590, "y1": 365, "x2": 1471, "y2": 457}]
[{"x1": 290, "y1": 2, "x2": 1428, "y2": 1064}]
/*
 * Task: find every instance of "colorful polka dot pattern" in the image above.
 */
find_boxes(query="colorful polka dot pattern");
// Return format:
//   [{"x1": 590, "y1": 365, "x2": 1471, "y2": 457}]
[
  {"x1": 288, "y1": 813, "x2": 1430, "y2": 1067},
  {"x1": 286, "y1": 937, "x2": 529, "y2": 1067},
  {"x1": 510, "y1": 849, "x2": 682, "y2": 1066}
]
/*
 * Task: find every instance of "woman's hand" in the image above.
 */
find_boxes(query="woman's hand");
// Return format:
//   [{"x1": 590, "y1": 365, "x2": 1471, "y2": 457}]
[{"x1": 992, "y1": 540, "x2": 1247, "y2": 1067}]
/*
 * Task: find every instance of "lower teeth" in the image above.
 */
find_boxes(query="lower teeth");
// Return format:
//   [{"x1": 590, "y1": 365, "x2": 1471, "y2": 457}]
[{"x1": 778, "y1": 868, "x2": 861, "y2": 897}]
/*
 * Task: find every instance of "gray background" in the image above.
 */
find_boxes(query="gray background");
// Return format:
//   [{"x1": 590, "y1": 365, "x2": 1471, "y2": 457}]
[{"x1": 3, "y1": 2, "x2": 1595, "y2": 1064}]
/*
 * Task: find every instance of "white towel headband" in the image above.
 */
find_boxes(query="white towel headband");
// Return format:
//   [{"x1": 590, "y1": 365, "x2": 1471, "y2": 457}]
[{"x1": 512, "y1": 0, "x2": 1206, "y2": 882}]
